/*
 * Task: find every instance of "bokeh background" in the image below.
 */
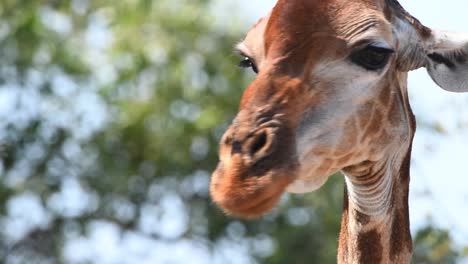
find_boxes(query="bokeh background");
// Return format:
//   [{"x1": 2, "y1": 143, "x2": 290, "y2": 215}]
[{"x1": 0, "y1": 0, "x2": 467, "y2": 263}]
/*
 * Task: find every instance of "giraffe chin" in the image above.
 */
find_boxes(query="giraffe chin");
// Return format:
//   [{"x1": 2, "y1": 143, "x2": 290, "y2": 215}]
[
  {"x1": 286, "y1": 176, "x2": 329, "y2": 194},
  {"x1": 286, "y1": 166, "x2": 336, "y2": 193},
  {"x1": 217, "y1": 188, "x2": 284, "y2": 219},
  {"x1": 210, "y1": 165, "x2": 296, "y2": 219}
]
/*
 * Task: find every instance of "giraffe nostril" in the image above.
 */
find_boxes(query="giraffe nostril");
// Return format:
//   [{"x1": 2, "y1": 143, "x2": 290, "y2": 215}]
[
  {"x1": 249, "y1": 131, "x2": 267, "y2": 157},
  {"x1": 245, "y1": 128, "x2": 277, "y2": 163}
]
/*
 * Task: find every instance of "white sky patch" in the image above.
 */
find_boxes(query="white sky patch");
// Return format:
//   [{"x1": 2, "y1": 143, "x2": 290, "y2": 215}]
[
  {"x1": 64, "y1": 225, "x2": 239, "y2": 264},
  {"x1": 39, "y1": 7, "x2": 73, "y2": 36},
  {"x1": 409, "y1": 67, "x2": 468, "y2": 246},
  {"x1": 83, "y1": 12, "x2": 117, "y2": 86},
  {"x1": 138, "y1": 193, "x2": 189, "y2": 240},
  {"x1": 47, "y1": 177, "x2": 99, "y2": 218},
  {"x1": 2, "y1": 192, "x2": 53, "y2": 243},
  {"x1": 0, "y1": 87, "x2": 16, "y2": 120}
]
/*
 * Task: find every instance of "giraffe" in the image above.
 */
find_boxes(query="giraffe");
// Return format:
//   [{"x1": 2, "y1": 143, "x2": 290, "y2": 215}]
[{"x1": 209, "y1": 0, "x2": 468, "y2": 263}]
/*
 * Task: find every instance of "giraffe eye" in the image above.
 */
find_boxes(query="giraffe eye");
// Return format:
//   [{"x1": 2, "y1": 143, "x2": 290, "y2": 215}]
[
  {"x1": 351, "y1": 45, "x2": 394, "y2": 71},
  {"x1": 238, "y1": 57, "x2": 259, "y2": 74}
]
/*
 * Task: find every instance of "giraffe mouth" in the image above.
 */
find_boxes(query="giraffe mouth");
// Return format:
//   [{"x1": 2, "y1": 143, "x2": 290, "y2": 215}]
[
  {"x1": 210, "y1": 156, "x2": 298, "y2": 219},
  {"x1": 217, "y1": 182, "x2": 286, "y2": 219}
]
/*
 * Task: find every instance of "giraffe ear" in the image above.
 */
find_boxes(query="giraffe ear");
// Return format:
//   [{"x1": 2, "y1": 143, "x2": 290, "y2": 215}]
[{"x1": 425, "y1": 30, "x2": 468, "y2": 93}]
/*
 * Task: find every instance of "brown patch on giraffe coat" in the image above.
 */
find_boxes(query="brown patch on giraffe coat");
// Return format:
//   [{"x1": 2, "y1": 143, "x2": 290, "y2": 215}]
[
  {"x1": 378, "y1": 85, "x2": 392, "y2": 106},
  {"x1": 390, "y1": 207, "x2": 412, "y2": 260},
  {"x1": 338, "y1": 118, "x2": 359, "y2": 152},
  {"x1": 337, "y1": 153, "x2": 356, "y2": 167},
  {"x1": 390, "y1": 147, "x2": 413, "y2": 259},
  {"x1": 388, "y1": 96, "x2": 403, "y2": 127},
  {"x1": 338, "y1": 186, "x2": 350, "y2": 264},
  {"x1": 357, "y1": 229, "x2": 383, "y2": 263},
  {"x1": 357, "y1": 102, "x2": 375, "y2": 130},
  {"x1": 362, "y1": 109, "x2": 383, "y2": 140},
  {"x1": 316, "y1": 158, "x2": 336, "y2": 174}
]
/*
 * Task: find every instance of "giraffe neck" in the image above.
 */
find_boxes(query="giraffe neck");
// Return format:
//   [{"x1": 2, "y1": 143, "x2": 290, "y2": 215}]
[{"x1": 338, "y1": 147, "x2": 414, "y2": 264}]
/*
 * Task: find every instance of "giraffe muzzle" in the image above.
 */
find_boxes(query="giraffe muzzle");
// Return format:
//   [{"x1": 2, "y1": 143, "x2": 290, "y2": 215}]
[{"x1": 210, "y1": 113, "x2": 299, "y2": 218}]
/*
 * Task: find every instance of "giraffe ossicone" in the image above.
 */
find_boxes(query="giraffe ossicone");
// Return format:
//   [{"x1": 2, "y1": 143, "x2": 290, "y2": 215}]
[{"x1": 209, "y1": 0, "x2": 468, "y2": 263}]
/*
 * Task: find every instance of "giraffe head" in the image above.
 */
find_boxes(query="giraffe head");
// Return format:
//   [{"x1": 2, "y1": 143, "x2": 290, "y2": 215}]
[{"x1": 210, "y1": 0, "x2": 468, "y2": 218}]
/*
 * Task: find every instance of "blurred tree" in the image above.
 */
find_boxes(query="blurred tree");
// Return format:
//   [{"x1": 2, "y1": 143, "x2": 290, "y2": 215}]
[
  {"x1": 0, "y1": 0, "x2": 466, "y2": 263},
  {"x1": 413, "y1": 225, "x2": 462, "y2": 264}
]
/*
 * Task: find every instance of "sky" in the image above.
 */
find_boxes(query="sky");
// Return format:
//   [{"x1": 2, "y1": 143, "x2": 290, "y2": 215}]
[{"x1": 221, "y1": 0, "x2": 468, "y2": 246}]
